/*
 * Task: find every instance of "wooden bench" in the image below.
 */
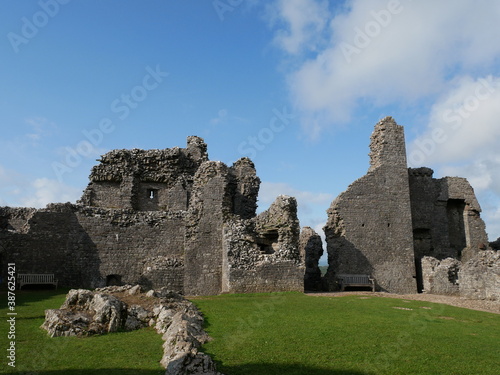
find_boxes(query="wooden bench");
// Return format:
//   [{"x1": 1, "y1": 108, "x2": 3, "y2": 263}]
[
  {"x1": 18, "y1": 274, "x2": 58, "y2": 290},
  {"x1": 337, "y1": 274, "x2": 375, "y2": 292}
]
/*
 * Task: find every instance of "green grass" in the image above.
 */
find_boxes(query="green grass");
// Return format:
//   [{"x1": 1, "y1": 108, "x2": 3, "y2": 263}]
[
  {"x1": 0, "y1": 289, "x2": 164, "y2": 374},
  {"x1": 1, "y1": 290, "x2": 498, "y2": 375},
  {"x1": 193, "y1": 292, "x2": 500, "y2": 375}
]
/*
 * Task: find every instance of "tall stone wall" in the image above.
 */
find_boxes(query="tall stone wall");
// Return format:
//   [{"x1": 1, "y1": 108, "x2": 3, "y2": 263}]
[
  {"x1": 184, "y1": 161, "x2": 232, "y2": 296},
  {"x1": 324, "y1": 117, "x2": 417, "y2": 293}
]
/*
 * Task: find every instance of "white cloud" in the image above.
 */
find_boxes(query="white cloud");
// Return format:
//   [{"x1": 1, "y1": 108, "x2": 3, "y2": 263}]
[
  {"x1": 408, "y1": 75, "x2": 500, "y2": 166},
  {"x1": 269, "y1": 0, "x2": 500, "y2": 136},
  {"x1": 21, "y1": 178, "x2": 81, "y2": 208},
  {"x1": 268, "y1": 0, "x2": 330, "y2": 55},
  {"x1": 0, "y1": 165, "x2": 81, "y2": 208}
]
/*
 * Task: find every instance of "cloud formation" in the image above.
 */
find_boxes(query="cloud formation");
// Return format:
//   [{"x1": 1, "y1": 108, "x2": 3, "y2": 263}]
[
  {"x1": 0, "y1": 164, "x2": 81, "y2": 208},
  {"x1": 270, "y1": 0, "x2": 500, "y2": 136},
  {"x1": 408, "y1": 76, "x2": 500, "y2": 166}
]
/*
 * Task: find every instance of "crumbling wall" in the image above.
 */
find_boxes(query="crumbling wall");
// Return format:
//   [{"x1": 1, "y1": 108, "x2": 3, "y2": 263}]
[
  {"x1": 409, "y1": 168, "x2": 489, "y2": 293},
  {"x1": 459, "y1": 250, "x2": 500, "y2": 300},
  {"x1": 422, "y1": 251, "x2": 499, "y2": 301},
  {"x1": 421, "y1": 256, "x2": 461, "y2": 296},
  {"x1": 79, "y1": 136, "x2": 208, "y2": 211},
  {"x1": 301, "y1": 227, "x2": 324, "y2": 291},
  {"x1": 222, "y1": 196, "x2": 304, "y2": 293},
  {"x1": 324, "y1": 117, "x2": 416, "y2": 294},
  {"x1": 1, "y1": 136, "x2": 304, "y2": 296}
]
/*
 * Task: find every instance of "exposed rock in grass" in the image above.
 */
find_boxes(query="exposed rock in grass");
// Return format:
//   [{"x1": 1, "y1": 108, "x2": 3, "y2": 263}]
[{"x1": 41, "y1": 285, "x2": 224, "y2": 375}]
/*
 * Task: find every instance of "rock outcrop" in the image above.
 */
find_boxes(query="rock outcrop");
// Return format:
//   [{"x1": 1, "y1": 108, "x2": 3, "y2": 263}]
[{"x1": 41, "y1": 285, "x2": 223, "y2": 375}]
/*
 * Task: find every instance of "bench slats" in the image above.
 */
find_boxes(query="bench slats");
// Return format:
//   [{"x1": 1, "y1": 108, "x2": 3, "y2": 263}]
[
  {"x1": 337, "y1": 274, "x2": 375, "y2": 292},
  {"x1": 18, "y1": 274, "x2": 58, "y2": 289}
]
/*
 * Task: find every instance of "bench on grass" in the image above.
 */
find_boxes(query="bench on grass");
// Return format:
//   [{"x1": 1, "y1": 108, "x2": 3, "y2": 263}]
[
  {"x1": 337, "y1": 274, "x2": 375, "y2": 292},
  {"x1": 18, "y1": 274, "x2": 58, "y2": 290}
]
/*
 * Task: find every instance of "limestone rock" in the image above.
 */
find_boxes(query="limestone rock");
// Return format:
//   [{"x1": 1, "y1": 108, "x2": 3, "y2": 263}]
[
  {"x1": 42, "y1": 289, "x2": 127, "y2": 337},
  {"x1": 41, "y1": 287, "x2": 225, "y2": 374}
]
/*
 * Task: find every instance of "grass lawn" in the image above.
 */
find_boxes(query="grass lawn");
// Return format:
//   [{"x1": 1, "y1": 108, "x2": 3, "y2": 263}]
[
  {"x1": 0, "y1": 290, "x2": 498, "y2": 375},
  {"x1": 0, "y1": 289, "x2": 164, "y2": 375},
  {"x1": 193, "y1": 292, "x2": 500, "y2": 375}
]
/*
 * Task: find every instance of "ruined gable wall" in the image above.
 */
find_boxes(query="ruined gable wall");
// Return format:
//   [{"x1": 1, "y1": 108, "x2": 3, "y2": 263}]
[{"x1": 324, "y1": 117, "x2": 416, "y2": 293}]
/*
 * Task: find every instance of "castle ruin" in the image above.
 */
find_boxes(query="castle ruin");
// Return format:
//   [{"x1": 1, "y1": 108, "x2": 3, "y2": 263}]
[
  {"x1": 1, "y1": 118, "x2": 498, "y2": 299},
  {"x1": 0, "y1": 136, "x2": 304, "y2": 295},
  {"x1": 322, "y1": 117, "x2": 498, "y2": 299}
]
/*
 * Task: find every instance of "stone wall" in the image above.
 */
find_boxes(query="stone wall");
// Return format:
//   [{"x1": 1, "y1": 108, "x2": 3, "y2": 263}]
[
  {"x1": 421, "y1": 250, "x2": 500, "y2": 301},
  {"x1": 0, "y1": 137, "x2": 304, "y2": 296},
  {"x1": 409, "y1": 168, "x2": 489, "y2": 292},
  {"x1": 324, "y1": 117, "x2": 417, "y2": 294},
  {"x1": 301, "y1": 227, "x2": 324, "y2": 291},
  {"x1": 322, "y1": 117, "x2": 494, "y2": 298},
  {"x1": 222, "y1": 196, "x2": 304, "y2": 293}
]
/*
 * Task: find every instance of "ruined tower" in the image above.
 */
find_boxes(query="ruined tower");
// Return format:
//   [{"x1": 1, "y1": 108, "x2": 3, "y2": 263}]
[{"x1": 324, "y1": 117, "x2": 417, "y2": 294}]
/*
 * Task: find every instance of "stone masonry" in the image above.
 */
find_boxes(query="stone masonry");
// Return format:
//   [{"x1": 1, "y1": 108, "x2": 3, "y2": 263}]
[
  {"x1": 0, "y1": 137, "x2": 304, "y2": 296},
  {"x1": 324, "y1": 117, "x2": 416, "y2": 294},
  {"x1": 1, "y1": 121, "x2": 498, "y2": 300},
  {"x1": 323, "y1": 117, "x2": 498, "y2": 299}
]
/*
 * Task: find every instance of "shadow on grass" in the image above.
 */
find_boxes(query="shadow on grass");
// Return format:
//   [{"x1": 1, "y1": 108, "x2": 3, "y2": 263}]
[
  {"x1": 14, "y1": 365, "x2": 372, "y2": 375},
  {"x1": 15, "y1": 370, "x2": 163, "y2": 375},
  {"x1": 0, "y1": 286, "x2": 69, "y2": 308},
  {"x1": 219, "y1": 363, "x2": 373, "y2": 375}
]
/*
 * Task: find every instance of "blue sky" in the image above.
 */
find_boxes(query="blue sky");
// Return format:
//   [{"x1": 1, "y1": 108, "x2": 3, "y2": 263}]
[{"x1": 2, "y1": 0, "x2": 500, "y2": 258}]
